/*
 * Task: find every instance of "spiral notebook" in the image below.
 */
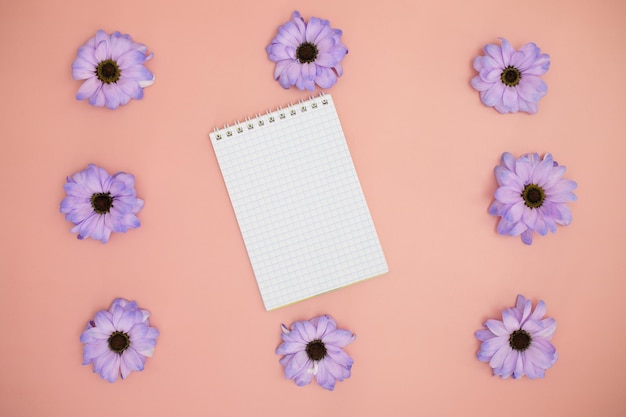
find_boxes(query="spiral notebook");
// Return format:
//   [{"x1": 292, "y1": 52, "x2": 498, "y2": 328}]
[{"x1": 209, "y1": 94, "x2": 388, "y2": 310}]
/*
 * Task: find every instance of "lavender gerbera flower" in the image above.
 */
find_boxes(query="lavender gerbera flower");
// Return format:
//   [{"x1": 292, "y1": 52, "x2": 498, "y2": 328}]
[
  {"x1": 471, "y1": 38, "x2": 550, "y2": 114},
  {"x1": 276, "y1": 315, "x2": 355, "y2": 390},
  {"x1": 81, "y1": 298, "x2": 159, "y2": 383},
  {"x1": 72, "y1": 30, "x2": 154, "y2": 109},
  {"x1": 489, "y1": 152, "x2": 577, "y2": 245},
  {"x1": 266, "y1": 11, "x2": 348, "y2": 91},
  {"x1": 60, "y1": 164, "x2": 144, "y2": 243},
  {"x1": 476, "y1": 295, "x2": 558, "y2": 379}
]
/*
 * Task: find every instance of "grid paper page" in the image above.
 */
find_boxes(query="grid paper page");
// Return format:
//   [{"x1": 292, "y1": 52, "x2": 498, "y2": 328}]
[{"x1": 210, "y1": 95, "x2": 388, "y2": 310}]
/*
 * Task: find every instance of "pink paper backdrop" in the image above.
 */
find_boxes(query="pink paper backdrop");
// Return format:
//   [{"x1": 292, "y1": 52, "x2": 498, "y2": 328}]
[{"x1": 1, "y1": 0, "x2": 625, "y2": 416}]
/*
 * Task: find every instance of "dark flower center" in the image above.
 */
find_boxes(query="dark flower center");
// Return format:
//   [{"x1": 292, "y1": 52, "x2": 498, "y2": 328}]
[
  {"x1": 108, "y1": 331, "x2": 130, "y2": 354},
  {"x1": 91, "y1": 192, "x2": 113, "y2": 214},
  {"x1": 305, "y1": 339, "x2": 327, "y2": 361},
  {"x1": 96, "y1": 59, "x2": 121, "y2": 83},
  {"x1": 296, "y1": 42, "x2": 318, "y2": 64},
  {"x1": 500, "y1": 66, "x2": 522, "y2": 87},
  {"x1": 521, "y1": 184, "x2": 545, "y2": 209},
  {"x1": 509, "y1": 330, "x2": 532, "y2": 351}
]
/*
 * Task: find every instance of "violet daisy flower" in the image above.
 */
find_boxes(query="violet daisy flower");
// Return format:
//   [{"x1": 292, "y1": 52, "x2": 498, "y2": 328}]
[
  {"x1": 266, "y1": 11, "x2": 348, "y2": 91},
  {"x1": 489, "y1": 152, "x2": 577, "y2": 245},
  {"x1": 72, "y1": 30, "x2": 154, "y2": 109},
  {"x1": 81, "y1": 298, "x2": 159, "y2": 383},
  {"x1": 60, "y1": 164, "x2": 144, "y2": 243},
  {"x1": 476, "y1": 295, "x2": 557, "y2": 379},
  {"x1": 276, "y1": 315, "x2": 355, "y2": 390},
  {"x1": 471, "y1": 38, "x2": 550, "y2": 114}
]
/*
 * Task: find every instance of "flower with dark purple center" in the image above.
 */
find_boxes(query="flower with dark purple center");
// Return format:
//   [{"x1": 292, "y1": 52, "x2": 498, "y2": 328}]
[
  {"x1": 60, "y1": 164, "x2": 144, "y2": 243},
  {"x1": 81, "y1": 298, "x2": 159, "y2": 383},
  {"x1": 276, "y1": 315, "x2": 355, "y2": 390},
  {"x1": 471, "y1": 38, "x2": 550, "y2": 114},
  {"x1": 489, "y1": 152, "x2": 577, "y2": 245},
  {"x1": 266, "y1": 11, "x2": 348, "y2": 91},
  {"x1": 72, "y1": 30, "x2": 154, "y2": 109},
  {"x1": 476, "y1": 295, "x2": 558, "y2": 379}
]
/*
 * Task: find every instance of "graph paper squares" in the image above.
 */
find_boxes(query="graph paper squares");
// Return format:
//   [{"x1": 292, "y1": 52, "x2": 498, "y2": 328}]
[{"x1": 210, "y1": 95, "x2": 388, "y2": 310}]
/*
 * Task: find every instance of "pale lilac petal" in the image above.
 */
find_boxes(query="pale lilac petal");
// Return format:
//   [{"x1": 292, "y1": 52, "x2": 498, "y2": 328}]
[
  {"x1": 499, "y1": 38, "x2": 515, "y2": 65},
  {"x1": 476, "y1": 329, "x2": 497, "y2": 342},
  {"x1": 484, "y1": 43, "x2": 504, "y2": 67},
  {"x1": 523, "y1": 207, "x2": 538, "y2": 229},
  {"x1": 480, "y1": 82, "x2": 505, "y2": 107},
  {"x1": 502, "y1": 309, "x2": 521, "y2": 332},
  {"x1": 533, "y1": 212, "x2": 548, "y2": 235},
  {"x1": 477, "y1": 295, "x2": 557, "y2": 379},
  {"x1": 88, "y1": 86, "x2": 106, "y2": 107},
  {"x1": 322, "y1": 329, "x2": 355, "y2": 348},
  {"x1": 81, "y1": 300, "x2": 158, "y2": 382},
  {"x1": 283, "y1": 351, "x2": 312, "y2": 381},
  {"x1": 311, "y1": 315, "x2": 336, "y2": 339},
  {"x1": 496, "y1": 349, "x2": 517, "y2": 379},
  {"x1": 73, "y1": 30, "x2": 153, "y2": 108},
  {"x1": 513, "y1": 350, "x2": 525, "y2": 379},
  {"x1": 95, "y1": 351, "x2": 120, "y2": 383},
  {"x1": 76, "y1": 77, "x2": 101, "y2": 101},
  {"x1": 479, "y1": 335, "x2": 508, "y2": 356},
  {"x1": 267, "y1": 12, "x2": 346, "y2": 91},
  {"x1": 504, "y1": 200, "x2": 525, "y2": 223},
  {"x1": 523, "y1": 53, "x2": 550, "y2": 75},
  {"x1": 117, "y1": 50, "x2": 147, "y2": 69},
  {"x1": 305, "y1": 17, "x2": 325, "y2": 43},
  {"x1": 495, "y1": 166, "x2": 523, "y2": 188},
  {"x1": 472, "y1": 56, "x2": 484, "y2": 72},
  {"x1": 82, "y1": 340, "x2": 109, "y2": 364},
  {"x1": 315, "y1": 361, "x2": 337, "y2": 390},
  {"x1": 314, "y1": 52, "x2": 337, "y2": 67},
  {"x1": 500, "y1": 86, "x2": 520, "y2": 113},
  {"x1": 473, "y1": 39, "x2": 549, "y2": 113},
  {"x1": 61, "y1": 164, "x2": 143, "y2": 242},
  {"x1": 109, "y1": 34, "x2": 133, "y2": 61},
  {"x1": 315, "y1": 66, "x2": 337, "y2": 88},
  {"x1": 120, "y1": 348, "x2": 145, "y2": 379},
  {"x1": 130, "y1": 337, "x2": 156, "y2": 357},
  {"x1": 480, "y1": 68, "x2": 502, "y2": 83},
  {"x1": 528, "y1": 300, "x2": 546, "y2": 321},
  {"x1": 546, "y1": 179, "x2": 577, "y2": 197},
  {"x1": 72, "y1": 58, "x2": 96, "y2": 80},
  {"x1": 489, "y1": 344, "x2": 512, "y2": 370},
  {"x1": 325, "y1": 347, "x2": 354, "y2": 367},
  {"x1": 471, "y1": 76, "x2": 493, "y2": 91},
  {"x1": 323, "y1": 356, "x2": 351, "y2": 381},
  {"x1": 494, "y1": 186, "x2": 522, "y2": 204},
  {"x1": 77, "y1": 45, "x2": 97, "y2": 66},
  {"x1": 517, "y1": 75, "x2": 547, "y2": 103},
  {"x1": 276, "y1": 341, "x2": 306, "y2": 355},
  {"x1": 521, "y1": 229, "x2": 534, "y2": 244},
  {"x1": 277, "y1": 315, "x2": 354, "y2": 390},
  {"x1": 485, "y1": 319, "x2": 508, "y2": 336}
]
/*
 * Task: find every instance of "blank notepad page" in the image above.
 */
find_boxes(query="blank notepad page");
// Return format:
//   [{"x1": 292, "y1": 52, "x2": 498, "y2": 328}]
[{"x1": 210, "y1": 95, "x2": 388, "y2": 310}]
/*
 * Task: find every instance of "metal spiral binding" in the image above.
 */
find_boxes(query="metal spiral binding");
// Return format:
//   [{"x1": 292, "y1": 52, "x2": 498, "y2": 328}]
[{"x1": 212, "y1": 93, "x2": 327, "y2": 140}]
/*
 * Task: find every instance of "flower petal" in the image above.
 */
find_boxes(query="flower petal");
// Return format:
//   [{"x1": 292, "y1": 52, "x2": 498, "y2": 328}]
[
  {"x1": 502, "y1": 309, "x2": 521, "y2": 332},
  {"x1": 322, "y1": 329, "x2": 356, "y2": 348}
]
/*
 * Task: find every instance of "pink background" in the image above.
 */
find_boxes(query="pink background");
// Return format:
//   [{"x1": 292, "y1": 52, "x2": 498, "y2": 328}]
[{"x1": 1, "y1": 0, "x2": 625, "y2": 416}]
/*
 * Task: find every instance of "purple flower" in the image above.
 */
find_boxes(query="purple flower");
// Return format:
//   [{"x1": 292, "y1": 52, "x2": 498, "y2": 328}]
[
  {"x1": 80, "y1": 298, "x2": 159, "y2": 383},
  {"x1": 72, "y1": 30, "x2": 154, "y2": 109},
  {"x1": 60, "y1": 164, "x2": 144, "y2": 243},
  {"x1": 471, "y1": 38, "x2": 550, "y2": 114},
  {"x1": 489, "y1": 152, "x2": 577, "y2": 245},
  {"x1": 476, "y1": 295, "x2": 558, "y2": 379},
  {"x1": 276, "y1": 315, "x2": 355, "y2": 390},
  {"x1": 266, "y1": 11, "x2": 348, "y2": 91}
]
